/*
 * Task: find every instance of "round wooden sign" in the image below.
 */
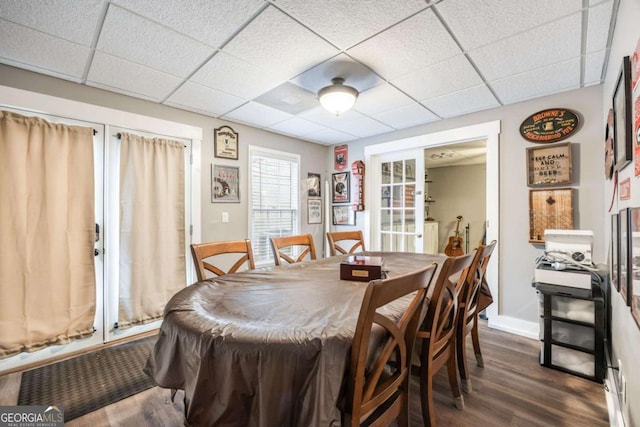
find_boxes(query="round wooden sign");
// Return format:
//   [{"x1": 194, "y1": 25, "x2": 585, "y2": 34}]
[{"x1": 519, "y1": 108, "x2": 580, "y2": 143}]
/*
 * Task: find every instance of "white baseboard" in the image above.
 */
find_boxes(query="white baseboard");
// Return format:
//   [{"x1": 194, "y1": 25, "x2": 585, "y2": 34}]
[{"x1": 487, "y1": 315, "x2": 539, "y2": 340}]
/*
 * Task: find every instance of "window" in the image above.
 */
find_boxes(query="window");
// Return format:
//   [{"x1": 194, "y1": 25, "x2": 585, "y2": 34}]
[{"x1": 249, "y1": 147, "x2": 300, "y2": 265}]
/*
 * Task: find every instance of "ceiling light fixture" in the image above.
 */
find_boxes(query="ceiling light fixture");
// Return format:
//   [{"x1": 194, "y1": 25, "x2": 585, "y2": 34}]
[{"x1": 318, "y1": 77, "x2": 359, "y2": 116}]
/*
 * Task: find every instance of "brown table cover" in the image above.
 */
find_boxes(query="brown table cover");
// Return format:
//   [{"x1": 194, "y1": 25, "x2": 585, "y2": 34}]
[{"x1": 145, "y1": 252, "x2": 445, "y2": 427}]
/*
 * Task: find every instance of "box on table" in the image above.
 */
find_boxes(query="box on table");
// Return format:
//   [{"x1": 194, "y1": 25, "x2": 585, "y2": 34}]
[{"x1": 340, "y1": 256, "x2": 384, "y2": 282}]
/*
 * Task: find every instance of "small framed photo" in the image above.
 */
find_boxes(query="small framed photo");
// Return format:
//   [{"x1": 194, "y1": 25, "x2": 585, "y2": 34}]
[
  {"x1": 526, "y1": 142, "x2": 572, "y2": 186},
  {"x1": 214, "y1": 126, "x2": 238, "y2": 160},
  {"x1": 611, "y1": 213, "x2": 619, "y2": 291},
  {"x1": 332, "y1": 205, "x2": 356, "y2": 226},
  {"x1": 332, "y1": 172, "x2": 350, "y2": 203},
  {"x1": 613, "y1": 56, "x2": 632, "y2": 172},
  {"x1": 212, "y1": 164, "x2": 240, "y2": 203},
  {"x1": 307, "y1": 173, "x2": 321, "y2": 197},
  {"x1": 629, "y1": 207, "x2": 640, "y2": 328},
  {"x1": 307, "y1": 199, "x2": 322, "y2": 224},
  {"x1": 620, "y1": 208, "x2": 630, "y2": 305}
]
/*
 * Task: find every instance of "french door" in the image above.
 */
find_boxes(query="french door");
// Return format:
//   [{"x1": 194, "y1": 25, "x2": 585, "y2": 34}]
[{"x1": 373, "y1": 149, "x2": 424, "y2": 252}]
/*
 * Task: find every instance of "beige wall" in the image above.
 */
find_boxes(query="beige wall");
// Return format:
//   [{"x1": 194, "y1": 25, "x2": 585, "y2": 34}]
[
  {"x1": 0, "y1": 64, "x2": 331, "y2": 256},
  {"x1": 428, "y1": 164, "x2": 487, "y2": 253}
]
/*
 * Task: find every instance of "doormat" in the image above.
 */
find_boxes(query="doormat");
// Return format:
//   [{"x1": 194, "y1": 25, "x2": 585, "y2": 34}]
[{"x1": 18, "y1": 335, "x2": 157, "y2": 422}]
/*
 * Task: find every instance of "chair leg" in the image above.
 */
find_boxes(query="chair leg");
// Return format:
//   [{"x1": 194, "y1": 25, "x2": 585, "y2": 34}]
[
  {"x1": 471, "y1": 314, "x2": 484, "y2": 367},
  {"x1": 447, "y1": 350, "x2": 464, "y2": 410},
  {"x1": 420, "y1": 361, "x2": 437, "y2": 427},
  {"x1": 456, "y1": 326, "x2": 472, "y2": 393},
  {"x1": 398, "y1": 393, "x2": 409, "y2": 427}
]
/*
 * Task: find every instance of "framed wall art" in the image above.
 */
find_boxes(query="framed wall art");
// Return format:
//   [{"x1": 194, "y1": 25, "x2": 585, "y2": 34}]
[
  {"x1": 332, "y1": 172, "x2": 350, "y2": 203},
  {"x1": 629, "y1": 207, "x2": 640, "y2": 328},
  {"x1": 332, "y1": 205, "x2": 356, "y2": 226},
  {"x1": 307, "y1": 199, "x2": 322, "y2": 224},
  {"x1": 526, "y1": 142, "x2": 572, "y2": 186},
  {"x1": 214, "y1": 126, "x2": 238, "y2": 160},
  {"x1": 612, "y1": 56, "x2": 632, "y2": 172},
  {"x1": 307, "y1": 173, "x2": 321, "y2": 197},
  {"x1": 620, "y1": 208, "x2": 630, "y2": 306},
  {"x1": 211, "y1": 164, "x2": 240, "y2": 203},
  {"x1": 611, "y1": 213, "x2": 620, "y2": 291},
  {"x1": 528, "y1": 188, "x2": 574, "y2": 244}
]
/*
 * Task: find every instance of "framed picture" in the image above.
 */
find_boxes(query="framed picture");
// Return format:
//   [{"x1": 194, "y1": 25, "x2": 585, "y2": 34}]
[
  {"x1": 334, "y1": 145, "x2": 348, "y2": 171},
  {"x1": 211, "y1": 164, "x2": 240, "y2": 203},
  {"x1": 528, "y1": 188, "x2": 574, "y2": 243},
  {"x1": 307, "y1": 199, "x2": 322, "y2": 224},
  {"x1": 613, "y1": 56, "x2": 632, "y2": 172},
  {"x1": 214, "y1": 126, "x2": 238, "y2": 160},
  {"x1": 332, "y1": 205, "x2": 356, "y2": 226},
  {"x1": 307, "y1": 173, "x2": 321, "y2": 197},
  {"x1": 332, "y1": 172, "x2": 350, "y2": 203},
  {"x1": 526, "y1": 142, "x2": 572, "y2": 186},
  {"x1": 620, "y1": 208, "x2": 630, "y2": 305},
  {"x1": 611, "y1": 213, "x2": 620, "y2": 291},
  {"x1": 629, "y1": 208, "x2": 640, "y2": 328}
]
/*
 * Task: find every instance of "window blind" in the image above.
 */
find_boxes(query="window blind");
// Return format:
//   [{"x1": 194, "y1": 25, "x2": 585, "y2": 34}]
[{"x1": 250, "y1": 148, "x2": 299, "y2": 265}]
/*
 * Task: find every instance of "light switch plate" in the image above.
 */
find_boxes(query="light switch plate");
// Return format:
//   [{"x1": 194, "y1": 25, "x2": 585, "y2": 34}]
[{"x1": 222, "y1": 212, "x2": 229, "y2": 223}]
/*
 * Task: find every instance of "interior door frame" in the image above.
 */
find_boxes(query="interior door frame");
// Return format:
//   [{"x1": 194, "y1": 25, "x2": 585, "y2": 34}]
[{"x1": 364, "y1": 120, "x2": 500, "y2": 324}]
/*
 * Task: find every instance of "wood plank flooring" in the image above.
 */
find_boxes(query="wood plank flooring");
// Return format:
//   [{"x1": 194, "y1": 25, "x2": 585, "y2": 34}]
[{"x1": 0, "y1": 321, "x2": 609, "y2": 426}]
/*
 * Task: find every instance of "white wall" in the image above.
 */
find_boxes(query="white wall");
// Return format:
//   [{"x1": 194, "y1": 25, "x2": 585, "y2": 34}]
[
  {"x1": 602, "y1": 0, "x2": 640, "y2": 425},
  {"x1": 339, "y1": 84, "x2": 604, "y2": 327}
]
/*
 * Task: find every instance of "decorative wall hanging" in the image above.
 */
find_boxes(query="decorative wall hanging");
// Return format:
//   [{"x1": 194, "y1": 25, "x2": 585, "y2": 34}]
[
  {"x1": 307, "y1": 199, "x2": 322, "y2": 224},
  {"x1": 519, "y1": 108, "x2": 580, "y2": 143},
  {"x1": 606, "y1": 108, "x2": 615, "y2": 179},
  {"x1": 526, "y1": 142, "x2": 572, "y2": 186},
  {"x1": 611, "y1": 213, "x2": 620, "y2": 291},
  {"x1": 629, "y1": 207, "x2": 640, "y2": 328},
  {"x1": 620, "y1": 208, "x2": 630, "y2": 306},
  {"x1": 334, "y1": 145, "x2": 348, "y2": 171},
  {"x1": 211, "y1": 164, "x2": 240, "y2": 203},
  {"x1": 620, "y1": 177, "x2": 631, "y2": 200},
  {"x1": 528, "y1": 188, "x2": 573, "y2": 244},
  {"x1": 612, "y1": 56, "x2": 632, "y2": 172},
  {"x1": 351, "y1": 160, "x2": 365, "y2": 211},
  {"x1": 214, "y1": 126, "x2": 238, "y2": 160},
  {"x1": 332, "y1": 172, "x2": 350, "y2": 203},
  {"x1": 307, "y1": 172, "x2": 321, "y2": 197},
  {"x1": 634, "y1": 93, "x2": 640, "y2": 176},
  {"x1": 332, "y1": 205, "x2": 356, "y2": 226}
]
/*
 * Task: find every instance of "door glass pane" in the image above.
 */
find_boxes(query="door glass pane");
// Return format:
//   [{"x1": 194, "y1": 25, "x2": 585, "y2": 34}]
[
  {"x1": 393, "y1": 209, "x2": 403, "y2": 232},
  {"x1": 393, "y1": 161, "x2": 403, "y2": 182},
  {"x1": 381, "y1": 233, "x2": 391, "y2": 251},
  {"x1": 405, "y1": 184, "x2": 415, "y2": 208},
  {"x1": 381, "y1": 185, "x2": 391, "y2": 207},
  {"x1": 394, "y1": 234, "x2": 403, "y2": 252},
  {"x1": 392, "y1": 186, "x2": 402, "y2": 206},
  {"x1": 405, "y1": 209, "x2": 415, "y2": 233},
  {"x1": 405, "y1": 159, "x2": 415, "y2": 181},
  {"x1": 381, "y1": 209, "x2": 391, "y2": 231},
  {"x1": 382, "y1": 162, "x2": 391, "y2": 184}
]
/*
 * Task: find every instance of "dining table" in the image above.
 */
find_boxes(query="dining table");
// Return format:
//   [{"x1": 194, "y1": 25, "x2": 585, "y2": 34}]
[{"x1": 144, "y1": 251, "x2": 446, "y2": 427}]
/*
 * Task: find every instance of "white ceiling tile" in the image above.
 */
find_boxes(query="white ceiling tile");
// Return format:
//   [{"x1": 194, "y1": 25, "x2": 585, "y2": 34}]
[
  {"x1": 0, "y1": 19, "x2": 89, "y2": 80},
  {"x1": 373, "y1": 104, "x2": 440, "y2": 129},
  {"x1": 110, "y1": 0, "x2": 264, "y2": 48},
  {"x1": 267, "y1": 117, "x2": 327, "y2": 137},
  {"x1": 222, "y1": 102, "x2": 293, "y2": 128},
  {"x1": 347, "y1": 8, "x2": 461, "y2": 80},
  {"x1": 469, "y1": 13, "x2": 582, "y2": 81},
  {"x1": 586, "y1": 0, "x2": 614, "y2": 53},
  {"x1": 274, "y1": 0, "x2": 427, "y2": 49},
  {"x1": 298, "y1": 106, "x2": 364, "y2": 127},
  {"x1": 584, "y1": 50, "x2": 606, "y2": 85},
  {"x1": 436, "y1": 0, "x2": 582, "y2": 50},
  {"x1": 190, "y1": 51, "x2": 281, "y2": 100},
  {"x1": 392, "y1": 55, "x2": 483, "y2": 102},
  {"x1": 223, "y1": 5, "x2": 338, "y2": 81},
  {"x1": 302, "y1": 128, "x2": 356, "y2": 144},
  {"x1": 97, "y1": 5, "x2": 213, "y2": 78},
  {"x1": 422, "y1": 85, "x2": 499, "y2": 118},
  {"x1": 0, "y1": 0, "x2": 104, "y2": 45},
  {"x1": 291, "y1": 53, "x2": 384, "y2": 94},
  {"x1": 333, "y1": 117, "x2": 394, "y2": 138},
  {"x1": 491, "y1": 58, "x2": 581, "y2": 105},
  {"x1": 87, "y1": 52, "x2": 182, "y2": 102},
  {"x1": 165, "y1": 81, "x2": 245, "y2": 116},
  {"x1": 353, "y1": 83, "x2": 415, "y2": 116}
]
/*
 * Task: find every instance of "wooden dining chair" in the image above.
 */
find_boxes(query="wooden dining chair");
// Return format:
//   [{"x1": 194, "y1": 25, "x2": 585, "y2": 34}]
[
  {"x1": 343, "y1": 263, "x2": 438, "y2": 427},
  {"x1": 270, "y1": 234, "x2": 317, "y2": 266},
  {"x1": 190, "y1": 239, "x2": 255, "y2": 281},
  {"x1": 456, "y1": 240, "x2": 497, "y2": 393},
  {"x1": 413, "y1": 251, "x2": 477, "y2": 427},
  {"x1": 327, "y1": 230, "x2": 365, "y2": 256}
]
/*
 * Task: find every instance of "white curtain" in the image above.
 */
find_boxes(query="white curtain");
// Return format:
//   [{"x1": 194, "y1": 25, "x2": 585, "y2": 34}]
[
  {"x1": 0, "y1": 110, "x2": 96, "y2": 358},
  {"x1": 117, "y1": 132, "x2": 186, "y2": 329}
]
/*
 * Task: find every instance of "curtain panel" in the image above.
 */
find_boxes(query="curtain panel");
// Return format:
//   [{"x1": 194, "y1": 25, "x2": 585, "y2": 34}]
[
  {"x1": 117, "y1": 132, "x2": 186, "y2": 329},
  {"x1": 0, "y1": 110, "x2": 96, "y2": 359}
]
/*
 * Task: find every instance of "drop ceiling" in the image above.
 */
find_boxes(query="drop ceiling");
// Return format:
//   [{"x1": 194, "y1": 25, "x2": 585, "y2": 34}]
[{"x1": 0, "y1": 0, "x2": 617, "y2": 145}]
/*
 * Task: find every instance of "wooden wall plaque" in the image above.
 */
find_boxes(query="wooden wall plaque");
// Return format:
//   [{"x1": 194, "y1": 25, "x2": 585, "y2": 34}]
[
  {"x1": 529, "y1": 188, "x2": 574, "y2": 243},
  {"x1": 520, "y1": 108, "x2": 580, "y2": 143}
]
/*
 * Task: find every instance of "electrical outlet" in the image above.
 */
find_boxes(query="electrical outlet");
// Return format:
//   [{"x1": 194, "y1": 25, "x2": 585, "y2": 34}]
[{"x1": 222, "y1": 212, "x2": 229, "y2": 223}]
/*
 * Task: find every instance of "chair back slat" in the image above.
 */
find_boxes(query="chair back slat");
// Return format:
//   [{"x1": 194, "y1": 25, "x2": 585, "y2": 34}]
[
  {"x1": 190, "y1": 240, "x2": 255, "y2": 281},
  {"x1": 327, "y1": 231, "x2": 365, "y2": 256},
  {"x1": 270, "y1": 234, "x2": 317, "y2": 266}
]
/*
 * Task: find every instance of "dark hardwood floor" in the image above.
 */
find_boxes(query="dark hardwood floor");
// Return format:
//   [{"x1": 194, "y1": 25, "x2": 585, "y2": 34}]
[{"x1": 0, "y1": 321, "x2": 609, "y2": 426}]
